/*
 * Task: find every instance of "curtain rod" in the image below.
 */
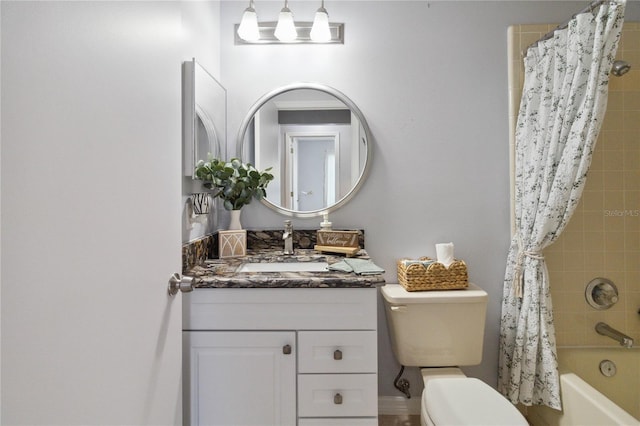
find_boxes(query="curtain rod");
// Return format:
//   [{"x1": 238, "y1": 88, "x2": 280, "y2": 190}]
[{"x1": 526, "y1": 0, "x2": 611, "y2": 52}]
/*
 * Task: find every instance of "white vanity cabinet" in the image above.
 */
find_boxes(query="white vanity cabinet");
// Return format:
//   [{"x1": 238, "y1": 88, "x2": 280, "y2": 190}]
[
  {"x1": 183, "y1": 331, "x2": 297, "y2": 426},
  {"x1": 183, "y1": 287, "x2": 378, "y2": 426}
]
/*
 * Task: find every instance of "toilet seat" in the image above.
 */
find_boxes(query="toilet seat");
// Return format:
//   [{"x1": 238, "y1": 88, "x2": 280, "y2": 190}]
[{"x1": 423, "y1": 377, "x2": 528, "y2": 426}]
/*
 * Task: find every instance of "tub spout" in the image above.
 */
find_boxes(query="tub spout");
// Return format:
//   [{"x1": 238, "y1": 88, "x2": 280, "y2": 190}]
[{"x1": 595, "y1": 322, "x2": 634, "y2": 348}]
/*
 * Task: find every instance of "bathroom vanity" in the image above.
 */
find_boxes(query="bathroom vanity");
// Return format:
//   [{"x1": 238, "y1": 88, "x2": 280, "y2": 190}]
[
  {"x1": 181, "y1": 80, "x2": 380, "y2": 424},
  {"x1": 182, "y1": 249, "x2": 384, "y2": 426}
]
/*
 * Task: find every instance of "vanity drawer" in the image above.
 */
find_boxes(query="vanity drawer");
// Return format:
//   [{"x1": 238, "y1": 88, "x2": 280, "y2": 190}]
[
  {"x1": 298, "y1": 374, "x2": 378, "y2": 418},
  {"x1": 298, "y1": 331, "x2": 377, "y2": 373},
  {"x1": 298, "y1": 418, "x2": 377, "y2": 426},
  {"x1": 184, "y1": 288, "x2": 377, "y2": 330}
]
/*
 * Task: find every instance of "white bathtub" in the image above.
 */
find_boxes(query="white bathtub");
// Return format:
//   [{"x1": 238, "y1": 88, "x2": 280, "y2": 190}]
[{"x1": 528, "y1": 347, "x2": 639, "y2": 426}]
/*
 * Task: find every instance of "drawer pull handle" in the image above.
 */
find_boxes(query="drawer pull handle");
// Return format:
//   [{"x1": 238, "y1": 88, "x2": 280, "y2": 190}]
[
  {"x1": 333, "y1": 349, "x2": 343, "y2": 360},
  {"x1": 334, "y1": 393, "x2": 343, "y2": 405},
  {"x1": 282, "y1": 344, "x2": 292, "y2": 355}
]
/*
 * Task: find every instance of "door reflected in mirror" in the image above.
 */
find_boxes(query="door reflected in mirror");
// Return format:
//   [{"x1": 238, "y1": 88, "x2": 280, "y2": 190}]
[
  {"x1": 288, "y1": 133, "x2": 338, "y2": 211},
  {"x1": 238, "y1": 83, "x2": 371, "y2": 218}
]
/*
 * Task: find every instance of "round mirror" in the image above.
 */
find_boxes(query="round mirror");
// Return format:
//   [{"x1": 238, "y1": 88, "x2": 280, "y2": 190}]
[{"x1": 237, "y1": 83, "x2": 372, "y2": 218}]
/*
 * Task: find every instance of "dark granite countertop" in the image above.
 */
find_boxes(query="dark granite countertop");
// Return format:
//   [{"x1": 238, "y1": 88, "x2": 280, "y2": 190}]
[{"x1": 186, "y1": 249, "x2": 385, "y2": 289}]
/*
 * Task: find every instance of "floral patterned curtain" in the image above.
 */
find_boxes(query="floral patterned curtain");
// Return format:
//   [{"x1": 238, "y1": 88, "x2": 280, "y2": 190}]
[{"x1": 498, "y1": 1, "x2": 625, "y2": 410}]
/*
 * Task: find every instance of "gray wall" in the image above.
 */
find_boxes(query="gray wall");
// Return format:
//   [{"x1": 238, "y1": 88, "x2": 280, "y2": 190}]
[{"x1": 219, "y1": 0, "x2": 640, "y2": 398}]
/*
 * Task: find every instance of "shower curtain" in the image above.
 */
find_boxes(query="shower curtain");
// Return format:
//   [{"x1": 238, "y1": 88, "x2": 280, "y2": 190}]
[{"x1": 498, "y1": 0, "x2": 625, "y2": 410}]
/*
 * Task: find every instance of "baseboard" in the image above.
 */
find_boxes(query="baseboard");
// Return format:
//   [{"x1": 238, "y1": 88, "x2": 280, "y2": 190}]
[{"x1": 378, "y1": 395, "x2": 421, "y2": 416}]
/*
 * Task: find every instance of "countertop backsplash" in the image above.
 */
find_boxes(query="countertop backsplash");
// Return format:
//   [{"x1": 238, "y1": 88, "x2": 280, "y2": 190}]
[{"x1": 182, "y1": 229, "x2": 365, "y2": 272}]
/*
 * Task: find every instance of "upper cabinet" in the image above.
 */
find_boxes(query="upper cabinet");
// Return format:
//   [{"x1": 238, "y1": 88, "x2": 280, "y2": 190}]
[{"x1": 183, "y1": 59, "x2": 226, "y2": 177}]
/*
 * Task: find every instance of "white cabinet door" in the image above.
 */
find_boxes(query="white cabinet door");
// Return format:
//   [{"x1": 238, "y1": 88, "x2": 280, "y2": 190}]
[{"x1": 184, "y1": 331, "x2": 297, "y2": 426}]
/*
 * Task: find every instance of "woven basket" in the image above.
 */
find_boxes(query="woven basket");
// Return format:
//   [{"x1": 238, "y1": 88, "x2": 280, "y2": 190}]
[{"x1": 397, "y1": 257, "x2": 468, "y2": 291}]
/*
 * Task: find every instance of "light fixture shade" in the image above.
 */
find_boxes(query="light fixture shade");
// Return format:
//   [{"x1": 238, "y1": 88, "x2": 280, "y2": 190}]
[
  {"x1": 310, "y1": 9, "x2": 331, "y2": 42},
  {"x1": 237, "y1": 8, "x2": 260, "y2": 41},
  {"x1": 274, "y1": 8, "x2": 297, "y2": 42}
]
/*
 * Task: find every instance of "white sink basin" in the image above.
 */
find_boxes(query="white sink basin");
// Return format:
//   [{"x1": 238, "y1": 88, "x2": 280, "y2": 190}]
[{"x1": 236, "y1": 261, "x2": 329, "y2": 273}]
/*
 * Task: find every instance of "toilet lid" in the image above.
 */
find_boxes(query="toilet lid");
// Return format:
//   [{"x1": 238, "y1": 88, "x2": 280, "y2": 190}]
[{"x1": 424, "y1": 378, "x2": 528, "y2": 426}]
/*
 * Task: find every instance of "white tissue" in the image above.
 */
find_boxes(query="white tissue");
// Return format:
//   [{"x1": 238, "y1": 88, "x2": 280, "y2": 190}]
[{"x1": 436, "y1": 242, "x2": 455, "y2": 268}]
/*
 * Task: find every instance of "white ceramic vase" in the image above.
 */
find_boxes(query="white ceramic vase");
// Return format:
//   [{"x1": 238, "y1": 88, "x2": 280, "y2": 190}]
[{"x1": 228, "y1": 209, "x2": 243, "y2": 230}]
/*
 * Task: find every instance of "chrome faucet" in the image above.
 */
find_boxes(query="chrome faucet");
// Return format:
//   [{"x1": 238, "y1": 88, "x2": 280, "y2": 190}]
[
  {"x1": 283, "y1": 220, "x2": 294, "y2": 255},
  {"x1": 595, "y1": 322, "x2": 634, "y2": 348}
]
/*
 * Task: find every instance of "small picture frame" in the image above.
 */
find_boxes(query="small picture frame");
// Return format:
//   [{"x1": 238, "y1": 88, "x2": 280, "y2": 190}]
[
  {"x1": 316, "y1": 230, "x2": 360, "y2": 248},
  {"x1": 219, "y1": 230, "x2": 247, "y2": 258}
]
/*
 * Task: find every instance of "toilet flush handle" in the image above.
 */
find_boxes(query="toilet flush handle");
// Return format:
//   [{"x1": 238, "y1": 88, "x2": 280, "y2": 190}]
[{"x1": 390, "y1": 305, "x2": 407, "y2": 312}]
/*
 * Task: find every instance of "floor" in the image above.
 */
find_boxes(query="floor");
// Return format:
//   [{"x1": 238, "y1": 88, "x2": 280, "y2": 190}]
[{"x1": 378, "y1": 415, "x2": 421, "y2": 426}]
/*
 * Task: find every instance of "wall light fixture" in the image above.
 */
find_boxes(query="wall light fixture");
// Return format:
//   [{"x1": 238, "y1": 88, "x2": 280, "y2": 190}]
[
  {"x1": 274, "y1": 0, "x2": 297, "y2": 42},
  {"x1": 237, "y1": 0, "x2": 260, "y2": 42},
  {"x1": 235, "y1": 0, "x2": 344, "y2": 45},
  {"x1": 310, "y1": 0, "x2": 331, "y2": 42}
]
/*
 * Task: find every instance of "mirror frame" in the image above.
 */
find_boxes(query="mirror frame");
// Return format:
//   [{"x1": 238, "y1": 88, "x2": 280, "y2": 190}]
[{"x1": 237, "y1": 82, "x2": 373, "y2": 218}]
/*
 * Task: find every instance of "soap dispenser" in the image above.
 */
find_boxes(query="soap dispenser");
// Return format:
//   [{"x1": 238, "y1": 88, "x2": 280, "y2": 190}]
[
  {"x1": 320, "y1": 213, "x2": 332, "y2": 230},
  {"x1": 316, "y1": 213, "x2": 336, "y2": 248}
]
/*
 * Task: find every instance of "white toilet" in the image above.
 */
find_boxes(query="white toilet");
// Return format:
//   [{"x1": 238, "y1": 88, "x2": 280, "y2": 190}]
[{"x1": 381, "y1": 283, "x2": 528, "y2": 426}]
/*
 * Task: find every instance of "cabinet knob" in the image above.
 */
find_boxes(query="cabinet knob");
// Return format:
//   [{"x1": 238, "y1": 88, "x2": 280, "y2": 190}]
[
  {"x1": 333, "y1": 349, "x2": 343, "y2": 360},
  {"x1": 333, "y1": 393, "x2": 343, "y2": 405},
  {"x1": 282, "y1": 344, "x2": 292, "y2": 355}
]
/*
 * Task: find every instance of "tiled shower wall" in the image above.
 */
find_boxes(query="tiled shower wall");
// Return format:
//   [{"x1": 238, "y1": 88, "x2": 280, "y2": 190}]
[{"x1": 508, "y1": 23, "x2": 640, "y2": 347}]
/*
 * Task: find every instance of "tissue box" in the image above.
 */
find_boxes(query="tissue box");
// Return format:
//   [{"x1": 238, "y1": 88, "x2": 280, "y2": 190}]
[
  {"x1": 219, "y1": 230, "x2": 247, "y2": 258},
  {"x1": 396, "y1": 257, "x2": 468, "y2": 291}
]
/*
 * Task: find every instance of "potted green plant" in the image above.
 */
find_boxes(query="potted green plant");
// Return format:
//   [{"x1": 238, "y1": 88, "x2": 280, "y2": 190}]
[{"x1": 194, "y1": 157, "x2": 274, "y2": 229}]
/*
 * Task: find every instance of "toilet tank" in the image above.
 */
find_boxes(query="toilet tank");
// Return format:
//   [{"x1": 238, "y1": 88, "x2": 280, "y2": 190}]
[{"x1": 381, "y1": 283, "x2": 488, "y2": 367}]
